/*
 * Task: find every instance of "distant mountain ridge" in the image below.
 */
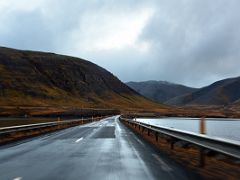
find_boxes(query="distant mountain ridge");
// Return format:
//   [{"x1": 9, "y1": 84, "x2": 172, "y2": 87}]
[
  {"x1": 127, "y1": 77, "x2": 240, "y2": 107},
  {"x1": 126, "y1": 81, "x2": 197, "y2": 104},
  {"x1": 0, "y1": 47, "x2": 162, "y2": 109},
  {"x1": 167, "y1": 77, "x2": 240, "y2": 106}
]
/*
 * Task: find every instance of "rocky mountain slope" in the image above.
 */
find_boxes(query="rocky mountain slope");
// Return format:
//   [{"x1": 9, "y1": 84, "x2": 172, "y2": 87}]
[{"x1": 0, "y1": 47, "x2": 162, "y2": 109}]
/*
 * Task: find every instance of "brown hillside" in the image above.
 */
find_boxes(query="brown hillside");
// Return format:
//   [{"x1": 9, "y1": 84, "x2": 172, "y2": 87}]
[{"x1": 0, "y1": 47, "x2": 164, "y2": 110}]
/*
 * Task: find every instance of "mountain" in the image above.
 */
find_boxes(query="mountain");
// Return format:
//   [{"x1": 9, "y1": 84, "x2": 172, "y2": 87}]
[
  {"x1": 126, "y1": 81, "x2": 197, "y2": 104},
  {"x1": 167, "y1": 77, "x2": 240, "y2": 106},
  {"x1": 0, "y1": 47, "x2": 163, "y2": 110}
]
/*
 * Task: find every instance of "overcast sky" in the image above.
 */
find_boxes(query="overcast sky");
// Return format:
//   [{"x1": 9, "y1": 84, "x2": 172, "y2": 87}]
[{"x1": 0, "y1": 0, "x2": 240, "y2": 88}]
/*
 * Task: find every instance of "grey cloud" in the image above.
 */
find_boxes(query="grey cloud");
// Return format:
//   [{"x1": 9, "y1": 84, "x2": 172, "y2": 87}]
[
  {"x1": 0, "y1": 0, "x2": 240, "y2": 88},
  {"x1": 0, "y1": 10, "x2": 54, "y2": 51},
  {"x1": 136, "y1": 0, "x2": 240, "y2": 87}
]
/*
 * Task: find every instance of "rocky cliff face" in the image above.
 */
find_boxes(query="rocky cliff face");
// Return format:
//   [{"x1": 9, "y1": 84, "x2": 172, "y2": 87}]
[{"x1": 0, "y1": 47, "x2": 161, "y2": 109}]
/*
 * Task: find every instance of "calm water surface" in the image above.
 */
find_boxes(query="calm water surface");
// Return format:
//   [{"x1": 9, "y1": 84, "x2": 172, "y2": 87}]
[{"x1": 136, "y1": 117, "x2": 240, "y2": 143}]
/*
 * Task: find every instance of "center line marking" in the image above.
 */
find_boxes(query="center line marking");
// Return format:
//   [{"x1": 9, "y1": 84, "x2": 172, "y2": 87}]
[{"x1": 75, "y1": 137, "x2": 83, "y2": 143}]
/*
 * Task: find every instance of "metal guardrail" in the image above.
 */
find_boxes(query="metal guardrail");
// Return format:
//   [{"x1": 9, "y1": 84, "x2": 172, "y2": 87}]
[
  {"x1": 0, "y1": 116, "x2": 106, "y2": 143},
  {"x1": 119, "y1": 116, "x2": 240, "y2": 167},
  {"x1": 0, "y1": 117, "x2": 99, "y2": 134}
]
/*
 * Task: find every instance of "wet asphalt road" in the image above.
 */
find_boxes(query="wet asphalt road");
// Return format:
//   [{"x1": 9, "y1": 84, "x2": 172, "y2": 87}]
[{"x1": 0, "y1": 116, "x2": 200, "y2": 180}]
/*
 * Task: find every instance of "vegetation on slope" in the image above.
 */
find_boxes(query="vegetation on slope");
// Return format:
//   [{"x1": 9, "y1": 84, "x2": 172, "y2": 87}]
[{"x1": 0, "y1": 47, "x2": 164, "y2": 112}]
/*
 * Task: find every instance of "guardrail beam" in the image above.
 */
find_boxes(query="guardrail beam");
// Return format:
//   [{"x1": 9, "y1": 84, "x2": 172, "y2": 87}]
[
  {"x1": 119, "y1": 116, "x2": 240, "y2": 168},
  {"x1": 0, "y1": 116, "x2": 109, "y2": 144}
]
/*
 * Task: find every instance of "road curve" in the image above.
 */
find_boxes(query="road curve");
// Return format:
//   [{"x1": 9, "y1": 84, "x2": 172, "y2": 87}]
[{"x1": 0, "y1": 116, "x2": 201, "y2": 180}]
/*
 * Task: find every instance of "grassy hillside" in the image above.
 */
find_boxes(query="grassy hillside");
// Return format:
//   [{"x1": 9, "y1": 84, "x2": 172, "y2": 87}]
[{"x1": 0, "y1": 47, "x2": 164, "y2": 111}]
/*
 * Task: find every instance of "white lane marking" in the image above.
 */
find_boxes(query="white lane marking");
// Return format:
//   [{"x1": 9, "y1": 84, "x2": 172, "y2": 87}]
[
  {"x1": 131, "y1": 132, "x2": 145, "y2": 146},
  {"x1": 136, "y1": 138, "x2": 145, "y2": 146},
  {"x1": 130, "y1": 143, "x2": 154, "y2": 179},
  {"x1": 75, "y1": 137, "x2": 83, "y2": 143},
  {"x1": 152, "y1": 154, "x2": 173, "y2": 172},
  {"x1": 132, "y1": 135, "x2": 145, "y2": 146},
  {"x1": 115, "y1": 119, "x2": 122, "y2": 136},
  {"x1": 13, "y1": 177, "x2": 22, "y2": 180}
]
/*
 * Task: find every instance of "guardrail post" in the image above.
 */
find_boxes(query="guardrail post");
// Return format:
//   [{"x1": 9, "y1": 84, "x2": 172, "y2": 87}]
[
  {"x1": 138, "y1": 124, "x2": 141, "y2": 130},
  {"x1": 142, "y1": 127, "x2": 144, "y2": 133},
  {"x1": 200, "y1": 117, "x2": 206, "y2": 134},
  {"x1": 57, "y1": 117, "x2": 61, "y2": 129},
  {"x1": 147, "y1": 129, "x2": 150, "y2": 136},
  {"x1": 170, "y1": 140, "x2": 174, "y2": 150},
  {"x1": 155, "y1": 132, "x2": 158, "y2": 142},
  {"x1": 198, "y1": 148, "x2": 205, "y2": 167}
]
